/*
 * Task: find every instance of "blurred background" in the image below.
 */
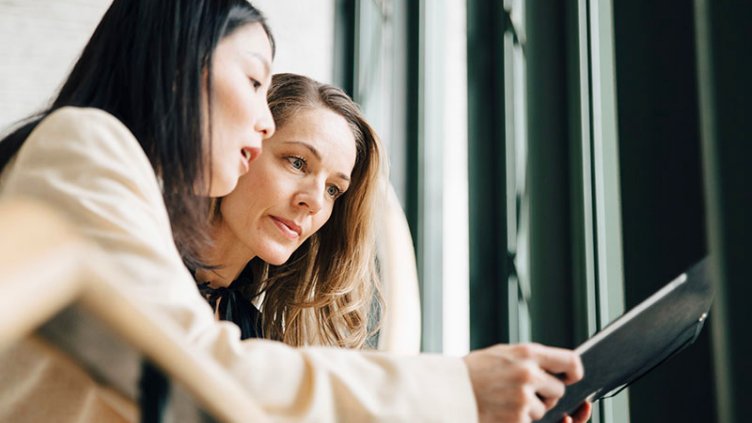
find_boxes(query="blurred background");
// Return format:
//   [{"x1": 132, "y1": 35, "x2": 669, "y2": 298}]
[{"x1": 0, "y1": 1, "x2": 749, "y2": 422}]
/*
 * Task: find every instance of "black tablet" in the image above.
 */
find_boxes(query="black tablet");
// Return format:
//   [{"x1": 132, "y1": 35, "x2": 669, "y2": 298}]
[{"x1": 538, "y1": 257, "x2": 713, "y2": 423}]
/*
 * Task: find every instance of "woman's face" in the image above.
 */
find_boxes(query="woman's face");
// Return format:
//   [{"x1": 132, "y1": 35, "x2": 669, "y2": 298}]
[
  {"x1": 217, "y1": 106, "x2": 358, "y2": 265},
  {"x1": 205, "y1": 22, "x2": 275, "y2": 197}
]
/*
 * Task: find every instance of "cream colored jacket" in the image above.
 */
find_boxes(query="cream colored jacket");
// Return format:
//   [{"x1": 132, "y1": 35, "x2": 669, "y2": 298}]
[{"x1": 0, "y1": 107, "x2": 477, "y2": 422}]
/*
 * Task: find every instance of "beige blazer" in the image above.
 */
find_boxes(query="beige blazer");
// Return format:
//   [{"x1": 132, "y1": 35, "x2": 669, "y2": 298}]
[{"x1": 0, "y1": 107, "x2": 477, "y2": 422}]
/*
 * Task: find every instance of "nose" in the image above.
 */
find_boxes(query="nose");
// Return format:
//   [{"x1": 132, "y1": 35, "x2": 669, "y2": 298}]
[
  {"x1": 256, "y1": 101, "x2": 276, "y2": 140},
  {"x1": 295, "y1": 179, "x2": 325, "y2": 214}
]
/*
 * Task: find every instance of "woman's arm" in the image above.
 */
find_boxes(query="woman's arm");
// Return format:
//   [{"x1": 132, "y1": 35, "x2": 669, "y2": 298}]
[{"x1": 1, "y1": 107, "x2": 478, "y2": 422}]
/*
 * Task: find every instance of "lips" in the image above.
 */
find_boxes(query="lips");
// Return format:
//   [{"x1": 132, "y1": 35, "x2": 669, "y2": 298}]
[
  {"x1": 241, "y1": 146, "x2": 260, "y2": 167},
  {"x1": 271, "y1": 216, "x2": 302, "y2": 239},
  {"x1": 239, "y1": 150, "x2": 250, "y2": 173}
]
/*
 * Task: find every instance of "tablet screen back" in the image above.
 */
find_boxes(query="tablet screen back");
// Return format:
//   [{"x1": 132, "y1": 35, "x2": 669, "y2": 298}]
[{"x1": 538, "y1": 257, "x2": 713, "y2": 423}]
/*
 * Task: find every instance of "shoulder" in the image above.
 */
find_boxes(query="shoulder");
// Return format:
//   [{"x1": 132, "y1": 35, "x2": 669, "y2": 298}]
[
  {"x1": 2, "y1": 106, "x2": 163, "y2": 215},
  {"x1": 2, "y1": 106, "x2": 175, "y2": 276},
  {"x1": 30, "y1": 107, "x2": 148, "y2": 165},
  {"x1": 35, "y1": 107, "x2": 133, "y2": 140},
  {"x1": 11, "y1": 107, "x2": 157, "y2": 188},
  {"x1": 40, "y1": 106, "x2": 128, "y2": 132}
]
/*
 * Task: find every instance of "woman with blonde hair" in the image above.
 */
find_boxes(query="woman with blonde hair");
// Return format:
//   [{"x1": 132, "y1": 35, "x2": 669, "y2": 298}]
[
  {"x1": 195, "y1": 73, "x2": 592, "y2": 423},
  {"x1": 197, "y1": 72, "x2": 383, "y2": 348}
]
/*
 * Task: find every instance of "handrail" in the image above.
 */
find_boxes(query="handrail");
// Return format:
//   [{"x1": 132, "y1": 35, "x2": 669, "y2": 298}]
[{"x1": 0, "y1": 199, "x2": 270, "y2": 423}]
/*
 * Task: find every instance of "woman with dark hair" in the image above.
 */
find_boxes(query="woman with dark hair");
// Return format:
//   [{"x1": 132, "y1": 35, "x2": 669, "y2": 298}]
[
  {"x1": 0, "y1": 0, "x2": 275, "y2": 420},
  {"x1": 0, "y1": 1, "x2": 589, "y2": 422},
  {"x1": 0, "y1": 0, "x2": 277, "y2": 268}
]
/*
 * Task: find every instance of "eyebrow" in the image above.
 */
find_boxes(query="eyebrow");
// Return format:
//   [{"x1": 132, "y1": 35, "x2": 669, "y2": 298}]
[
  {"x1": 283, "y1": 141, "x2": 351, "y2": 182},
  {"x1": 248, "y1": 52, "x2": 271, "y2": 76}
]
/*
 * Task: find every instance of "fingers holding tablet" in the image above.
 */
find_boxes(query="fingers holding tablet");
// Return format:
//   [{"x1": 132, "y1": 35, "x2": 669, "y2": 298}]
[{"x1": 463, "y1": 343, "x2": 585, "y2": 423}]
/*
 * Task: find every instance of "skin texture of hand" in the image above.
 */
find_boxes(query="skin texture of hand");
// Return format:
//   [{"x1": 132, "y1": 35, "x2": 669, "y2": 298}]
[
  {"x1": 463, "y1": 343, "x2": 586, "y2": 423},
  {"x1": 563, "y1": 401, "x2": 592, "y2": 423}
]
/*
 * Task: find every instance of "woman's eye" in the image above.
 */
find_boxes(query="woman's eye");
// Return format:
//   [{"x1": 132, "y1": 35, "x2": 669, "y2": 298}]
[
  {"x1": 327, "y1": 185, "x2": 342, "y2": 198},
  {"x1": 287, "y1": 156, "x2": 306, "y2": 171}
]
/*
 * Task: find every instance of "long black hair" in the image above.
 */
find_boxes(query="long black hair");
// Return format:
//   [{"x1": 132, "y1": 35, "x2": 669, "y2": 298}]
[{"x1": 0, "y1": 0, "x2": 274, "y2": 267}]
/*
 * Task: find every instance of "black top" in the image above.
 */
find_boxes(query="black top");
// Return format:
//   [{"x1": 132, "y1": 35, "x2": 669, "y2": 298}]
[{"x1": 198, "y1": 265, "x2": 263, "y2": 340}]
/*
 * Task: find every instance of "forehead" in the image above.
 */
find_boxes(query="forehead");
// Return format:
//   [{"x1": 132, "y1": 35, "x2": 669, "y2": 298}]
[
  {"x1": 216, "y1": 22, "x2": 273, "y2": 68},
  {"x1": 274, "y1": 107, "x2": 358, "y2": 174}
]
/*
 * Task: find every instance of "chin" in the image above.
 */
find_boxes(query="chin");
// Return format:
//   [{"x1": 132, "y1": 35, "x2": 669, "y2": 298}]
[
  {"x1": 259, "y1": 249, "x2": 295, "y2": 266},
  {"x1": 209, "y1": 174, "x2": 238, "y2": 197}
]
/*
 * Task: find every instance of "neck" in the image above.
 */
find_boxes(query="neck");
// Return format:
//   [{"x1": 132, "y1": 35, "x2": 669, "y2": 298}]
[{"x1": 196, "y1": 221, "x2": 255, "y2": 288}]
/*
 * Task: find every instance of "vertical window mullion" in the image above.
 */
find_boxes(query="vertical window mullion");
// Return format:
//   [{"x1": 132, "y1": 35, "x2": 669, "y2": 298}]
[
  {"x1": 467, "y1": 0, "x2": 510, "y2": 349},
  {"x1": 503, "y1": 26, "x2": 519, "y2": 343},
  {"x1": 503, "y1": 0, "x2": 532, "y2": 346},
  {"x1": 416, "y1": 0, "x2": 446, "y2": 353},
  {"x1": 575, "y1": 0, "x2": 598, "y2": 342},
  {"x1": 587, "y1": 0, "x2": 629, "y2": 421},
  {"x1": 695, "y1": 0, "x2": 752, "y2": 421}
]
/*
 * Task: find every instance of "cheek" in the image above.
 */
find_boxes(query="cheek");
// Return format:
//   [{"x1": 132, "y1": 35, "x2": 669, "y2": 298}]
[
  {"x1": 213, "y1": 77, "x2": 251, "y2": 129},
  {"x1": 215, "y1": 106, "x2": 239, "y2": 139},
  {"x1": 208, "y1": 99, "x2": 237, "y2": 159},
  {"x1": 222, "y1": 190, "x2": 260, "y2": 234},
  {"x1": 207, "y1": 145, "x2": 234, "y2": 190},
  {"x1": 312, "y1": 208, "x2": 335, "y2": 234},
  {"x1": 206, "y1": 153, "x2": 237, "y2": 197},
  {"x1": 245, "y1": 162, "x2": 275, "y2": 190}
]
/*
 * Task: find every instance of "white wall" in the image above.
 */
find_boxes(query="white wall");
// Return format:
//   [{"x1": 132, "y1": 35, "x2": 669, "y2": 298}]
[
  {"x1": 0, "y1": 0, "x2": 111, "y2": 129},
  {"x1": 0, "y1": 0, "x2": 335, "y2": 130},
  {"x1": 252, "y1": 0, "x2": 334, "y2": 83}
]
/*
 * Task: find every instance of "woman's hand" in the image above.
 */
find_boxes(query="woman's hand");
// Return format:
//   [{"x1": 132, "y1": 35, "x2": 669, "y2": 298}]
[
  {"x1": 463, "y1": 343, "x2": 584, "y2": 423},
  {"x1": 562, "y1": 401, "x2": 592, "y2": 423}
]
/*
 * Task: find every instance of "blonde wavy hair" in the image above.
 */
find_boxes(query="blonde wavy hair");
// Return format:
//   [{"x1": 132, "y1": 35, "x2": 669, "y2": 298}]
[{"x1": 244, "y1": 73, "x2": 384, "y2": 348}]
